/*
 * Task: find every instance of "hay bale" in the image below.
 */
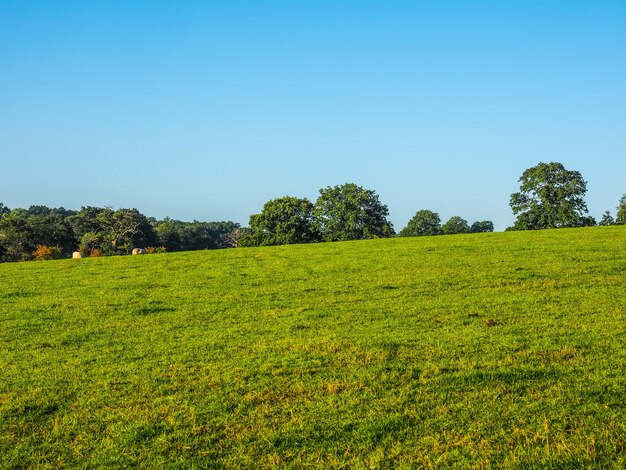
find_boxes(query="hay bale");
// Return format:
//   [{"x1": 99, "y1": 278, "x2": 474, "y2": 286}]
[
  {"x1": 72, "y1": 251, "x2": 82, "y2": 259},
  {"x1": 132, "y1": 248, "x2": 146, "y2": 255}
]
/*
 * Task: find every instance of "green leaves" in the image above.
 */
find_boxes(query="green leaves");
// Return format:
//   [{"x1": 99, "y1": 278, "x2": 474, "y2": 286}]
[
  {"x1": 510, "y1": 162, "x2": 590, "y2": 230},
  {"x1": 244, "y1": 196, "x2": 319, "y2": 246},
  {"x1": 313, "y1": 183, "x2": 394, "y2": 242},
  {"x1": 442, "y1": 216, "x2": 470, "y2": 235},
  {"x1": 398, "y1": 210, "x2": 442, "y2": 237},
  {"x1": 243, "y1": 184, "x2": 395, "y2": 246}
]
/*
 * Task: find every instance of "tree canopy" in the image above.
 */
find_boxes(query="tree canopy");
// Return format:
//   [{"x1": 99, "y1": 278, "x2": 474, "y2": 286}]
[
  {"x1": 398, "y1": 210, "x2": 442, "y2": 237},
  {"x1": 470, "y1": 221, "x2": 494, "y2": 233},
  {"x1": 442, "y1": 216, "x2": 470, "y2": 235},
  {"x1": 0, "y1": 203, "x2": 239, "y2": 262},
  {"x1": 241, "y1": 196, "x2": 318, "y2": 246},
  {"x1": 509, "y1": 162, "x2": 590, "y2": 230},
  {"x1": 313, "y1": 183, "x2": 394, "y2": 241}
]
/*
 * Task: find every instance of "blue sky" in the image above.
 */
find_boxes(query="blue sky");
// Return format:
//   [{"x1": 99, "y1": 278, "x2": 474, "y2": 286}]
[{"x1": 1, "y1": 1, "x2": 625, "y2": 231}]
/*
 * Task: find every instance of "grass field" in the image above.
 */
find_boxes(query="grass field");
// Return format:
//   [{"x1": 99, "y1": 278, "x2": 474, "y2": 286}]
[{"x1": 1, "y1": 226, "x2": 625, "y2": 468}]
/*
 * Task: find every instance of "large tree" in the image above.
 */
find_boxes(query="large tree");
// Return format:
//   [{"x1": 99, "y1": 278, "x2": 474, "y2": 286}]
[
  {"x1": 398, "y1": 210, "x2": 442, "y2": 237},
  {"x1": 509, "y1": 162, "x2": 589, "y2": 230},
  {"x1": 243, "y1": 196, "x2": 318, "y2": 246},
  {"x1": 69, "y1": 206, "x2": 158, "y2": 255},
  {"x1": 313, "y1": 183, "x2": 394, "y2": 241},
  {"x1": 442, "y1": 216, "x2": 470, "y2": 235},
  {"x1": 470, "y1": 220, "x2": 494, "y2": 233}
]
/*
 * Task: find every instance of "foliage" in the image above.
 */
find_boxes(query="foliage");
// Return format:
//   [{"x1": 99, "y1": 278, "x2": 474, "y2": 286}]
[
  {"x1": 0, "y1": 207, "x2": 76, "y2": 261},
  {"x1": 90, "y1": 248, "x2": 103, "y2": 257},
  {"x1": 313, "y1": 183, "x2": 394, "y2": 241},
  {"x1": 0, "y1": 204, "x2": 240, "y2": 263},
  {"x1": 599, "y1": 211, "x2": 615, "y2": 226},
  {"x1": 442, "y1": 216, "x2": 470, "y2": 234},
  {"x1": 398, "y1": 210, "x2": 442, "y2": 237},
  {"x1": 617, "y1": 194, "x2": 626, "y2": 225},
  {"x1": 221, "y1": 227, "x2": 251, "y2": 248},
  {"x1": 0, "y1": 209, "x2": 37, "y2": 262},
  {"x1": 1, "y1": 227, "x2": 626, "y2": 467},
  {"x1": 32, "y1": 245, "x2": 61, "y2": 261},
  {"x1": 509, "y1": 162, "x2": 589, "y2": 230},
  {"x1": 154, "y1": 218, "x2": 240, "y2": 252},
  {"x1": 0, "y1": 202, "x2": 10, "y2": 217},
  {"x1": 244, "y1": 196, "x2": 319, "y2": 246},
  {"x1": 470, "y1": 220, "x2": 494, "y2": 233},
  {"x1": 144, "y1": 246, "x2": 167, "y2": 254}
]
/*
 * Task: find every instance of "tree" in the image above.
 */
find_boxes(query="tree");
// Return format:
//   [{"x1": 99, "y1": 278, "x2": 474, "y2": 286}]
[
  {"x1": 616, "y1": 194, "x2": 626, "y2": 225},
  {"x1": 107, "y1": 209, "x2": 159, "y2": 253},
  {"x1": 470, "y1": 221, "x2": 494, "y2": 233},
  {"x1": 154, "y1": 218, "x2": 183, "y2": 252},
  {"x1": 509, "y1": 162, "x2": 589, "y2": 230},
  {"x1": 0, "y1": 209, "x2": 36, "y2": 261},
  {"x1": 313, "y1": 183, "x2": 394, "y2": 241},
  {"x1": 398, "y1": 210, "x2": 442, "y2": 237},
  {"x1": 0, "y1": 203, "x2": 10, "y2": 217},
  {"x1": 222, "y1": 226, "x2": 250, "y2": 248},
  {"x1": 245, "y1": 196, "x2": 318, "y2": 246},
  {"x1": 442, "y1": 216, "x2": 470, "y2": 235},
  {"x1": 599, "y1": 211, "x2": 615, "y2": 226},
  {"x1": 69, "y1": 206, "x2": 158, "y2": 255}
]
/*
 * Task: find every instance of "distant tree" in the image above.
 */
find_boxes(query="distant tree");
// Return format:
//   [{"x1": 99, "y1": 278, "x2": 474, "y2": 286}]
[
  {"x1": 313, "y1": 183, "x2": 394, "y2": 241},
  {"x1": 0, "y1": 203, "x2": 10, "y2": 217},
  {"x1": 222, "y1": 226, "x2": 251, "y2": 248},
  {"x1": 442, "y1": 216, "x2": 470, "y2": 235},
  {"x1": 581, "y1": 216, "x2": 597, "y2": 227},
  {"x1": 617, "y1": 194, "x2": 626, "y2": 225},
  {"x1": 69, "y1": 206, "x2": 157, "y2": 255},
  {"x1": 154, "y1": 218, "x2": 240, "y2": 252},
  {"x1": 599, "y1": 211, "x2": 615, "y2": 226},
  {"x1": 108, "y1": 209, "x2": 160, "y2": 253},
  {"x1": 0, "y1": 209, "x2": 36, "y2": 261},
  {"x1": 28, "y1": 207, "x2": 77, "y2": 255},
  {"x1": 244, "y1": 196, "x2": 318, "y2": 246},
  {"x1": 470, "y1": 221, "x2": 494, "y2": 233},
  {"x1": 509, "y1": 162, "x2": 589, "y2": 230},
  {"x1": 398, "y1": 210, "x2": 442, "y2": 237},
  {"x1": 154, "y1": 218, "x2": 183, "y2": 252},
  {"x1": 79, "y1": 232, "x2": 101, "y2": 256}
]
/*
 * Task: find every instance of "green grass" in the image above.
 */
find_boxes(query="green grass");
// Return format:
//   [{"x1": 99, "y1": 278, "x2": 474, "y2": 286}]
[{"x1": 1, "y1": 226, "x2": 626, "y2": 468}]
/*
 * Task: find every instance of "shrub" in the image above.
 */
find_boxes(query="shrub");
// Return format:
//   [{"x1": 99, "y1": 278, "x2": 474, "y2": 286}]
[
  {"x1": 90, "y1": 248, "x2": 103, "y2": 257},
  {"x1": 145, "y1": 246, "x2": 167, "y2": 254},
  {"x1": 32, "y1": 245, "x2": 61, "y2": 261}
]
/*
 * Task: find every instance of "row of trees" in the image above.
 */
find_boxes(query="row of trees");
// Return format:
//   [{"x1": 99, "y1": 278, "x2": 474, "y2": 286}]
[
  {"x1": 1, "y1": 162, "x2": 624, "y2": 262},
  {"x1": 240, "y1": 183, "x2": 394, "y2": 246},
  {"x1": 0, "y1": 205, "x2": 240, "y2": 262},
  {"x1": 240, "y1": 183, "x2": 494, "y2": 247},
  {"x1": 398, "y1": 211, "x2": 493, "y2": 237}
]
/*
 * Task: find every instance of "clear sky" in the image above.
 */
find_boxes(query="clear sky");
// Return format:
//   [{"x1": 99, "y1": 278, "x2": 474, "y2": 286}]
[{"x1": 2, "y1": 1, "x2": 625, "y2": 231}]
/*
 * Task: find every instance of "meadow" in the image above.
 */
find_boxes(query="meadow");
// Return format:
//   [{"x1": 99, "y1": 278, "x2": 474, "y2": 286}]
[{"x1": 1, "y1": 226, "x2": 625, "y2": 468}]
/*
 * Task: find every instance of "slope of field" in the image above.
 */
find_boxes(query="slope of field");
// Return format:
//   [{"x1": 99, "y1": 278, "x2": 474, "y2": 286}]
[{"x1": 1, "y1": 227, "x2": 625, "y2": 468}]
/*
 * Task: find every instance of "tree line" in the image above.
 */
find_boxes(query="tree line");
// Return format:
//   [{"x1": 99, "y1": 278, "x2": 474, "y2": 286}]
[
  {"x1": 0, "y1": 205, "x2": 240, "y2": 262},
  {"x1": 1, "y1": 162, "x2": 624, "y2": 262}
]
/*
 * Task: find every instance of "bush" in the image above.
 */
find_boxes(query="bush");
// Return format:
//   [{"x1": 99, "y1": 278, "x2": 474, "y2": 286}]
[
  {"x1": 145, "y1": 246, "x2": 167, "y2": 254},
  {"x1": 32, "y1": 245, "x2": 61, "y2": 261}
]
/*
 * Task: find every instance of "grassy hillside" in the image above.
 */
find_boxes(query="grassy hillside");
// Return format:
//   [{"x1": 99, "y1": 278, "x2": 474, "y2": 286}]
[{"x1": 1, "y1": 227, "x2": 625, "y2": 468}]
